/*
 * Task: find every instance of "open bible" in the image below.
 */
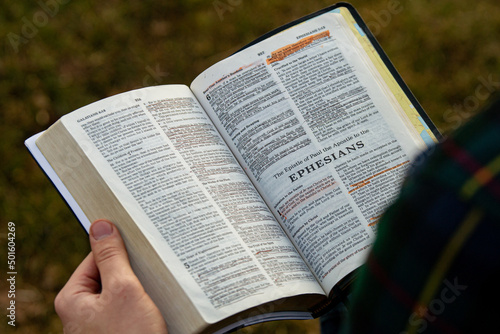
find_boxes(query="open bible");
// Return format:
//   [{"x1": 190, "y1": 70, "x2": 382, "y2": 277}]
[{"x1": 26, "y1": 4, "x2": 440, "y2": 333}]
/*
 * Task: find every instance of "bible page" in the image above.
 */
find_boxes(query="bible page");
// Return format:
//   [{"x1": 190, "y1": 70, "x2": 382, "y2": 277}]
[
  {"x1": 51, "y1": 85, "x2": 325, "y2": 323},
  {"x1": 191, "y1": 10, "x2": 429, "y2": 293}
]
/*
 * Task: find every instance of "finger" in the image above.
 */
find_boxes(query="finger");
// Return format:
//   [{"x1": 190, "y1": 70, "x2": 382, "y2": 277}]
[
  {"x1": 65, "y1": 252, "x2": 102, "y2": 294},
  {"x1": 55, "y1": 252, "x2": 100, "y2": 318},
  {"x1": 88, "y1": 219, "x2": 137, "y2": 289}
]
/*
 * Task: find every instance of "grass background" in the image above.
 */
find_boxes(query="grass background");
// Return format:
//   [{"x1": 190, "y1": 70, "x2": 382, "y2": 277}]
[{"x1": 1, "y1": 0, "x2": 499, "y2": 333}]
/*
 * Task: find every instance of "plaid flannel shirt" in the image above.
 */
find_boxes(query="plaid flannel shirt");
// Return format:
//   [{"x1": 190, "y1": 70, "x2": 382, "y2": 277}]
[{"x1": 344, "y1": 98, "x2": 500, "y2": 334}]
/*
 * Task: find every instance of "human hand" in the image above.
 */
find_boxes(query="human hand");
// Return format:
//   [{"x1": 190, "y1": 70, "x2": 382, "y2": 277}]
[{"x1": 55, "y1": 219, "x2": 168, "y2": 333}]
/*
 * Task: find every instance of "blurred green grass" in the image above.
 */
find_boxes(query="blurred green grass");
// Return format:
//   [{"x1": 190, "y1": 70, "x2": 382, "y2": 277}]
[{"x1": 1, "y1": 0, "x2": 499, "y2": 333}]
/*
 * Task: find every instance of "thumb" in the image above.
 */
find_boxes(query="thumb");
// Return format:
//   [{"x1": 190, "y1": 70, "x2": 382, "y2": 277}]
[{"x1": 89, "y1": 219, "x2": 135, "y2": 288}]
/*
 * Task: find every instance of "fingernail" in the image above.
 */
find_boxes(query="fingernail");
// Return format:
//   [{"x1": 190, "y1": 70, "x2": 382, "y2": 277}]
[{"x1": 91, "y1": 220, "x2": 113, "y2": 240}]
